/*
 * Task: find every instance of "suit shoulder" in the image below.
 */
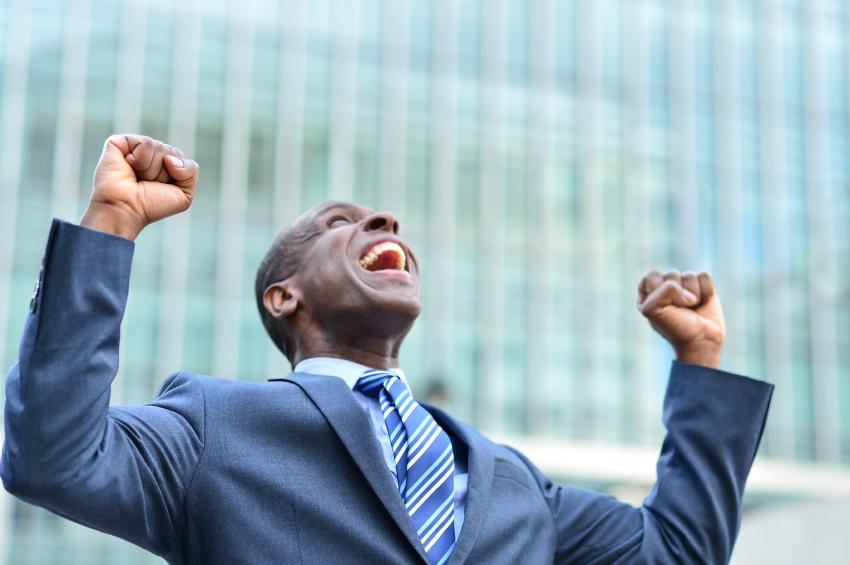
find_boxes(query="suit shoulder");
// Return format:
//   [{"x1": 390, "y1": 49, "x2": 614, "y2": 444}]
[
  {"x1": 492, "y1": 442, "x2": 538, "y2": 471},
  {"x1": 156, "y1": 370, "x2": 208, "y2": 398},
  {"x1": 156, "y1": 371, "x2": 303, "y2": 399}
]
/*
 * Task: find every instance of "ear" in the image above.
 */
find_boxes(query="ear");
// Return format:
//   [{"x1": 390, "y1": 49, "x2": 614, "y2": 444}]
[{"x1": 263, "y1": 280, "x2": 300, "y2": 320}]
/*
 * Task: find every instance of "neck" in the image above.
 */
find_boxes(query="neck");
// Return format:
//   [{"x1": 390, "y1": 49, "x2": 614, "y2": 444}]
[
  {"x1": 293, "y1": 336, "x2": 402, "y2": 369},
  {"x1": 289, "y1": 310, "x2": 416, "y2": 369}
]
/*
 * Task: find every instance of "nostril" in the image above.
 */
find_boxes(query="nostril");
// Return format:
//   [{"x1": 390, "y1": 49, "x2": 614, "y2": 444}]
[
  {"x1": 367, "y1": 217, "x2": 387, "y2": 231},
  {"x1": 365, "y1": 213, "x2": 400, "y2": 232}
]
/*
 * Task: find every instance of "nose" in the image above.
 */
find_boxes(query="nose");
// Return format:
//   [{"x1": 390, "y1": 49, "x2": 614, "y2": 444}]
[{"x1": 363, "y1": 211, "x2": 399, "y2": 234}]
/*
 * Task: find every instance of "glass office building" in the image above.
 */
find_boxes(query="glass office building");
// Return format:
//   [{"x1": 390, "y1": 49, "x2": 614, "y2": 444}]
[{"x1": 1, "y1": 0, "x2": 849, "y2": 562}]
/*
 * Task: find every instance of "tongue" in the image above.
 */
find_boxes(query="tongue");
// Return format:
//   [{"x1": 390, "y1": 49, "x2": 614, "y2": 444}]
[{"x1": 367, "y1": 250, "x2": 400, "y2": 272}]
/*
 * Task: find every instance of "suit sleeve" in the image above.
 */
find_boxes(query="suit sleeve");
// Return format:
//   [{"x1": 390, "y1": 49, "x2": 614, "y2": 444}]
[
  {"x1": 0, "y1": 219, "x2": 205, "y2": 558},
  {"x1": 510, "y1": 362, "x2": 773, "y2": 565}
]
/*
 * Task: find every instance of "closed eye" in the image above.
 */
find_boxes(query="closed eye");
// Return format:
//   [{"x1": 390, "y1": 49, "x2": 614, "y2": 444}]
[{"x1": 327, "y1": 215, "x2": 351, "y2": 227}]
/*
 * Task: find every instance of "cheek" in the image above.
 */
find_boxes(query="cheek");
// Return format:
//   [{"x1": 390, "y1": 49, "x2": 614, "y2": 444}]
[
  {"x1": 304, "y1": 263, "x2": 344, "y2": 290},
  {"x1": 301, "y1": 251, "x2": 359, "y2": 300}
]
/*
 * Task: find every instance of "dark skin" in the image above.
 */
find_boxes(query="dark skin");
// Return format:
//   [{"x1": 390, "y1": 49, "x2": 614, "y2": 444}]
[
  {"x1": 80, "y1": 134, "x2": 726, "y2": 369},
  {"x1": 261, "y1": 201, "x2": 422, "y2": 368}
]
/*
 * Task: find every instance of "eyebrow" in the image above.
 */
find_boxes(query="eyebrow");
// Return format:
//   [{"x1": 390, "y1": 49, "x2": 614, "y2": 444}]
[{"x1": 312, "y1": 202, "x2": 366, "y2": 221}]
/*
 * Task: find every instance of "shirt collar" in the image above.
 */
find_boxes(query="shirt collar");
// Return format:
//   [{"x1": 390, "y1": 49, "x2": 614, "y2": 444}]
[{"x1": 294, "y1": 356, "x2": 408, "y2": 390}]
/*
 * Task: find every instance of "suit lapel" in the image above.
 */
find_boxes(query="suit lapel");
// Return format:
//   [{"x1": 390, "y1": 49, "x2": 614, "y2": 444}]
[
  {"x1": 273, "y1": 372, "x2": 429, "y2": 563},
  {"x1": 422, "y1": 403, "x2": 495, "y2": 565}
]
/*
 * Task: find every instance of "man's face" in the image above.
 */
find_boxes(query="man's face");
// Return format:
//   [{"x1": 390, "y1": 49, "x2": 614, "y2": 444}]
[{"x1": 288, "y1": 201, "x2": 421, "y2": 337}]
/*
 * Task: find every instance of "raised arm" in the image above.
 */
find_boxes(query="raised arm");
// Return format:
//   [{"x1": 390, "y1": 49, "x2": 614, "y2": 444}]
[
  {"x1": 524, "y1": 271, "x2": 773, "y2": 563},
  {"x1": 512, "y1": 360, "x2": 772, "y2": 564},
  {"x1": 1, "y1": 135, "x2": 203, "y2": 557}
]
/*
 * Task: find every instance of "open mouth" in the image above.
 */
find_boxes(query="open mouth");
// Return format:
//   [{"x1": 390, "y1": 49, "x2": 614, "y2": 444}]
[{"x1": 359, "y1": 241, "x2": 407, "y2": 273}]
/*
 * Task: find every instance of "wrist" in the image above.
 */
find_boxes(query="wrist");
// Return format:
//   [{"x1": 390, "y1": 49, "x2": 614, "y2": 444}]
[
  {"x1": 80, "y1": 203, "x2": 144, "y2": 241},
  {"x1": 675, "y1": 342, "x2": 722, "y2": 369}
]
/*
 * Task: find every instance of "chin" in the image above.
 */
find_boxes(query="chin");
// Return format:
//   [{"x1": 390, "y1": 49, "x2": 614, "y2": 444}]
[
  {"x1": 366, "y1": 294, "x2": 422, "y2": 333},
  {"x1": 312, "y1": 288, "x2": 421, "y2": 342}
]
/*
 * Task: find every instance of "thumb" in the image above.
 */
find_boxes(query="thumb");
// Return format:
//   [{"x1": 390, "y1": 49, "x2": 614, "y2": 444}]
[{"x1": 163, "y1": 155, "x2": 200, "y2": 189}]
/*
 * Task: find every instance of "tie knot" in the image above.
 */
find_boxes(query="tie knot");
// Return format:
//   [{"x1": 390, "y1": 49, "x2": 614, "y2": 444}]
[{"x1": 354, "y1": 370, "x2": 398, "y2": 398}]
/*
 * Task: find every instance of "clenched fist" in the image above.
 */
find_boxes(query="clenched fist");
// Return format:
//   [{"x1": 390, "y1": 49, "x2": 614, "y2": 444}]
[
  {"x1": 637, "y1": 270, "x2": 726, "y2": 368},
  {"x1": 80, "y1": 134, "x2": 199, "y2": 240}
]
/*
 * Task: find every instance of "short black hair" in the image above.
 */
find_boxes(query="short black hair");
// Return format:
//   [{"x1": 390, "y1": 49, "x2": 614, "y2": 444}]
[{"x1": 254, "y1": 220, "x2": 315, "y2": 365}]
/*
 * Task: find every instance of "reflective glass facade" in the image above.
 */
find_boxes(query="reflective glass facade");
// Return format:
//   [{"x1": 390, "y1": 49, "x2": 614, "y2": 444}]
[{"x1": 1, "y1": 0, "x2": 849, "y2": 562}]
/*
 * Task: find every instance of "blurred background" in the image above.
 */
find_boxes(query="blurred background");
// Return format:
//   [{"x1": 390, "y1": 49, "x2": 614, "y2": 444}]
[{"x1": 1, "y1": 0, "x2": 850, "y2": 562}]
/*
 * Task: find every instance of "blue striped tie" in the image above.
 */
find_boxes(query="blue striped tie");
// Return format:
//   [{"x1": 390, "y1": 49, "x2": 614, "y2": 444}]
[{"x1": 355, "y1": 370, "x2": 456, "y2": 565}]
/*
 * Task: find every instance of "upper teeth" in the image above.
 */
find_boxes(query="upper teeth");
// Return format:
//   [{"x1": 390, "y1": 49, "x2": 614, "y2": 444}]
[{"x1": 359, "y1": 241, "x2": 406, "y2": 271}]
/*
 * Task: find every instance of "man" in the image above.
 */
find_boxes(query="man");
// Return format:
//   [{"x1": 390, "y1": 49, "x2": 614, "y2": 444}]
[{"x1": 2, "y1": 135, "x2": 773, "y2": 564}]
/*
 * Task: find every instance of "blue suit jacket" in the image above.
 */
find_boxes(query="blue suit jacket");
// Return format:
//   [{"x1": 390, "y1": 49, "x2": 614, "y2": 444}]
[{"x1": 1, "y1": 220, "x2": 773, "y2": 564}]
